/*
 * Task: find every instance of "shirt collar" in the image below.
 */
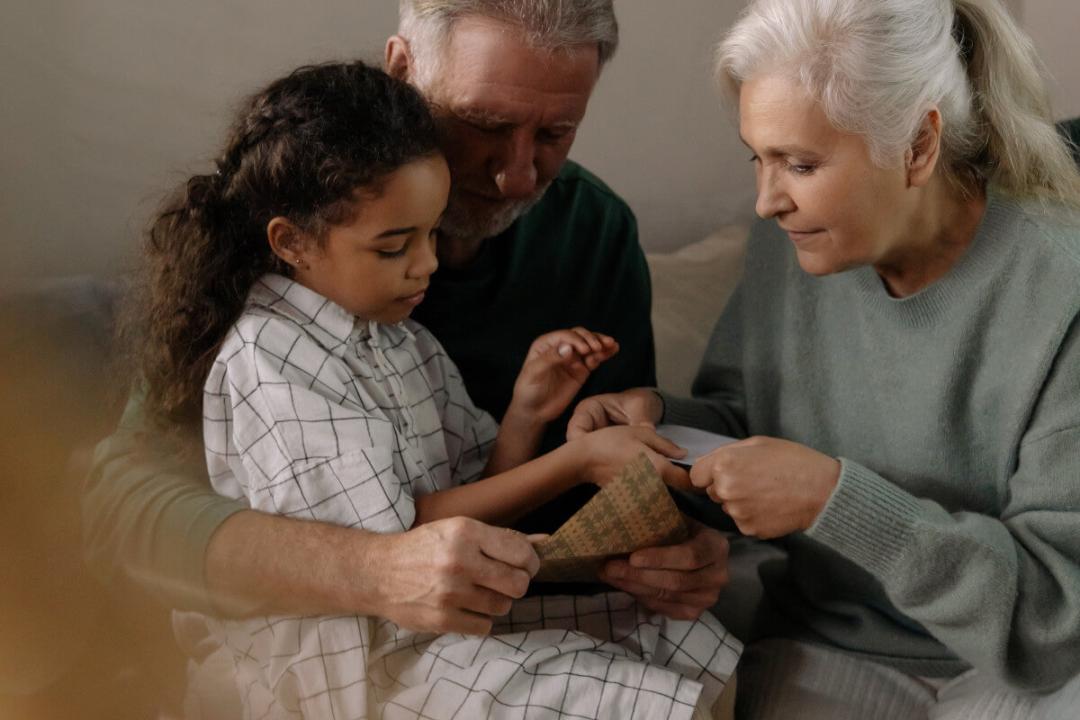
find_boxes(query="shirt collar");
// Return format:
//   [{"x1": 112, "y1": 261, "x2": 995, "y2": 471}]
[
  {"x1": 248, "y1": 274, "x2": 358, "y2": 351},
  {"x1": 248, "y1": 274, "x2": 414, "y2": 353}
]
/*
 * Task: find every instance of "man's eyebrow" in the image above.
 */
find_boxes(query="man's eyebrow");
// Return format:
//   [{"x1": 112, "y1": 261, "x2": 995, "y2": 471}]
[
  {"x1": 453, "y1": 107, "x2": 578, "y2": 131},
  {"x1": 455, "y1": 108, "x2": 514, "y2": 125}
]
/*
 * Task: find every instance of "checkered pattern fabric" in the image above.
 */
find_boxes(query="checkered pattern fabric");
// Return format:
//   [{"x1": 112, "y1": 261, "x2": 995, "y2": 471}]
[{"x1": 192, "y1": 274, "x2": 740, "y2": 719}]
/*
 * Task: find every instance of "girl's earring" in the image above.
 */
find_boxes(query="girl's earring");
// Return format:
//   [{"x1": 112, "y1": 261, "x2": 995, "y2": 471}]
[{"x1": 294, "y1": 257, "x2": 308, "y2": 270}]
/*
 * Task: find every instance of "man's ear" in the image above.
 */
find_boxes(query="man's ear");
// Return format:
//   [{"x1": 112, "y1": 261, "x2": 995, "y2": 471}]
[
  {"x1": 905, "y1": 108, "x2": 944, "y2": 188},
  {"x1": 385, "y1": 35, "x2": 413, "y2": 82},
  {"x1": 266, "y1": 217, "x2": 309, "y2": 269}
]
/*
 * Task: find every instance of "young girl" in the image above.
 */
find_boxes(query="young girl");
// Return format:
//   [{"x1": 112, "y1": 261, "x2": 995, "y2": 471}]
[{"x1": 131, "y1": 61, "x2": 738, "y2": 719}]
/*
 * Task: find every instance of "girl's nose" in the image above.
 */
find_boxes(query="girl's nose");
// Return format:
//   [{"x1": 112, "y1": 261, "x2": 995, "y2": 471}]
[{"x1": 409, "y1": 234, "x2": 439, "y2": 279}]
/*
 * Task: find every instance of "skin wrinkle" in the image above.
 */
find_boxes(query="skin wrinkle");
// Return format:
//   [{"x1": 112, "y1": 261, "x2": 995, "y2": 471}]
[{"x1": 740, "y1": 72, "x2": 986, "y2": 298}]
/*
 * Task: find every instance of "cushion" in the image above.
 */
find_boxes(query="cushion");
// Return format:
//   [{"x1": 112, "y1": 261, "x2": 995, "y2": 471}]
[{"x1": 647, "y1": 225, "x2": 748, "y2": 396}]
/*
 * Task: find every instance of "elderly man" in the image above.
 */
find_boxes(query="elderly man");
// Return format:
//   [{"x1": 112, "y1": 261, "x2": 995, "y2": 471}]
[{"x1": 84, "y1": 0, "x2": 729, "y2": 650}]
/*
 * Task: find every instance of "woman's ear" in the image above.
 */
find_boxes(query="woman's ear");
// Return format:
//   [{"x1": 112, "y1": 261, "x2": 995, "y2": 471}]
[
  {"x1": 266, "y1": 217, "x2": 310, "y2": 270},
  {"x1": 906, "y1": 109, "x2": 944, "y2": 188},
  {"x1": 385, "y1": 35, "x2": 413, "y2": 82}
]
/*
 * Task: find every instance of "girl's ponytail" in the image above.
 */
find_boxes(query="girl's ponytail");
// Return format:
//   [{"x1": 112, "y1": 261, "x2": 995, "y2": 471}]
[
  {"x1": 953, "y1": 0, "x2": 1080, "y2": 205},
  {"x1": 124, "y1": 163, "x2": 283, "y2": 428}
]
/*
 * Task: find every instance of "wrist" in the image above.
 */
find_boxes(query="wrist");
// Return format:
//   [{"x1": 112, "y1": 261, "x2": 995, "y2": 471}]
[
  {"x1": 501, "y1": 404, "x2": 547, "y2": 434},
  {"x1": 647, "y1": 388, "x2": 666, "y2": 423},
  {"x1": 551, "y1": 439, "x2": 590, "y2": 487}
]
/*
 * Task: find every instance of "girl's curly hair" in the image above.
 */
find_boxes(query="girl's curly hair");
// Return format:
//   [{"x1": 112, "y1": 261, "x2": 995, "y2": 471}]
[{"x1": 121, "y1": 61, "x2": 440, "y2": 427}]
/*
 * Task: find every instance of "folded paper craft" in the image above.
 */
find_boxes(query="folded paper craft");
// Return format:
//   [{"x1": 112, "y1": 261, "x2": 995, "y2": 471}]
[{"x1": 534, "y1": 453, "x2": 688, "y2": 582}]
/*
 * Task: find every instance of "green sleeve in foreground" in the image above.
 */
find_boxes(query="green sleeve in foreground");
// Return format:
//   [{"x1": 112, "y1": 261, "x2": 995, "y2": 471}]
[{"x1": 82, "y1": 389, "x2": 245, "y2": 613}]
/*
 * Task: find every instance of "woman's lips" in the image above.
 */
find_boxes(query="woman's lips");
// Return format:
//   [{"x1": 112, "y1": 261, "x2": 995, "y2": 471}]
[{"x1": 784, "y1": 228, "x2": 824, "y2": 243}]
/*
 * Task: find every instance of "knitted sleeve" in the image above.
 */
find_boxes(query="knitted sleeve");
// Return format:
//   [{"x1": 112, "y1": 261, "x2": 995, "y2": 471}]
[{"x1": 807, "y1": 316, "x2": 1080, "y2": 692}]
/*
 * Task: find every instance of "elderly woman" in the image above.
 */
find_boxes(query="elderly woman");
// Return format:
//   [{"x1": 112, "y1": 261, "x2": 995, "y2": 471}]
[{"x1": 569, "y1": 0, "x2": 1080, "y2": 717}]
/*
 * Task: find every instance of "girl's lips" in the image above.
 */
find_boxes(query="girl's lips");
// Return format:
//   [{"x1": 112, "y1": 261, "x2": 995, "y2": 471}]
[{"x1": 399, "y1": 290, "x2": 426, "y2": 306}]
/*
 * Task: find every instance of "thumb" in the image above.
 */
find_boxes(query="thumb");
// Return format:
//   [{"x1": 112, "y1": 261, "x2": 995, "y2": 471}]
[
  {"x1": 635, "y1": 427, "x2": 687, "y2": 460},
  {"x1": 566, "y1": 400, "x2": 607, "y2": 440},
  {"x1": 653, "y1": 454, "x2": 695, "y2": 492}
]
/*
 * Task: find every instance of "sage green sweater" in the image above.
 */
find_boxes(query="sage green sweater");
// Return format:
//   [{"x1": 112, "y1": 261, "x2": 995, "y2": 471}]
[{"x1": 662, "y1": 195, "x2": 1080, "y2": 692}]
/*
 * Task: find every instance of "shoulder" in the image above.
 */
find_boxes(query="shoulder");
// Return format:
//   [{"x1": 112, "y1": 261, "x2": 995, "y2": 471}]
[
  {"x1": 528, "y1": 160, "x2": 637, "y2": 237},
  {"x1": 549, "y1": 160, "x2": 629, "y2": 207},
  {"x1": 994, "y1": 198, "x2": 1080, "y2": 305},
  {"x1": 209, "y1": 307, "x2": 339, "y2": 390},
  {"x1": 400, "y1": 319, "x2": 456, "y2": 372}
]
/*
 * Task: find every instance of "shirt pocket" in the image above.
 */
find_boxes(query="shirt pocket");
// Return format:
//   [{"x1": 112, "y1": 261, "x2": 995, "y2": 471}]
[{"x1": 241, "y1": 447, "x2": 414, "y2": 532}]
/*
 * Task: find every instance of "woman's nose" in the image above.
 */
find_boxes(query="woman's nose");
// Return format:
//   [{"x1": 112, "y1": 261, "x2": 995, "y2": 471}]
[{"x1": 755, "y1": 170, "x2": 794, "y2": 219}]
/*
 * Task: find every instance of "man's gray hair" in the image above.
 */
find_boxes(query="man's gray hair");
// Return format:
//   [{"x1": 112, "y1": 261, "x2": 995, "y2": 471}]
[{"x1": 399, "y1": 0, "x2": 618, "y2": 86}]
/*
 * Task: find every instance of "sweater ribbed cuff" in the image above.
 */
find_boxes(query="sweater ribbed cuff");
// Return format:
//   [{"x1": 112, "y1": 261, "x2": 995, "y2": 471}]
[
  {"x1": 806, "y1": 458, "x2": 924, "y2": 578},
  {"x1": 658, "y1": 392, "x2": 724, "y2": 432}
]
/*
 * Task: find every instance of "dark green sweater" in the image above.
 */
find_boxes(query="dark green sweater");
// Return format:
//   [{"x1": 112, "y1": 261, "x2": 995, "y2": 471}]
[
  {"x1": 83, "y1": 161, "x2": 655, "y2": 611},
  {"x1": 663, "y1": 195, "x2": 1080, "y2": 691}
]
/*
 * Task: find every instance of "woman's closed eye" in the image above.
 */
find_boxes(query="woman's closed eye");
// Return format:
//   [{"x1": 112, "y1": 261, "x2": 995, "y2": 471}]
[{"x1": 786, "y1": 161, "x2": 818, "y2": 176}]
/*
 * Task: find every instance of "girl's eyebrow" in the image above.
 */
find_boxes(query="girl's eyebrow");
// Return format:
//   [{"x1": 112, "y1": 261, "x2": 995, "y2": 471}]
[{"x1": 375, "y1": 226, "x2": 416, "y2": 239}]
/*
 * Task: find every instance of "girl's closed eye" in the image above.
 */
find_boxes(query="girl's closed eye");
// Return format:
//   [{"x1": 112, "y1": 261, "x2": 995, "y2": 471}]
[{"x1": 377, "y1": 245, "x2": 408, "y2": 259}]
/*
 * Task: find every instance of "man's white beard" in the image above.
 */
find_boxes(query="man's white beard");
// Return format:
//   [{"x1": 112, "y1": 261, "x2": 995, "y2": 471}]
[{"x1": 439, "y1": 182, "x2": 551, "y2": 242}]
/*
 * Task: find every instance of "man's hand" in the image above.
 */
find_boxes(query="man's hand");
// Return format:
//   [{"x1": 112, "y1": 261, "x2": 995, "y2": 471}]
[
  {"x1": 598, "y1": 518, "x2": 729, "y2": 620},
  {"x1": 205, "y1": 512, "x2": 539, "y2": 636},
  {"x1": 689, "y1": 436, "x2": 840, "y2": 538},
  {"x1": 511, "y1": 328, "x2": 619, "y2": 423},
  {"x1": 566, "y1": 388, "x2": 664, "y2": 441},
  {"x1": 370, "y1": 517, "x2": 541, "y2": 635}
]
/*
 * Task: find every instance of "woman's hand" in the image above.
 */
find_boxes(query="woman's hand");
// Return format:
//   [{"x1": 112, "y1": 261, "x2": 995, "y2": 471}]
[
  {"x1": 689, "y1": 436, "x2": 841, "y2": 538},
  {"x1": 510, "y1": 328, "x2": 619, "y2": 423},
  {"x1": 565, "y1": 388, "x2": 665, "y2": 440},
  {"x1": 568, "y1": 425, "x2": 690, "y2": 489}
]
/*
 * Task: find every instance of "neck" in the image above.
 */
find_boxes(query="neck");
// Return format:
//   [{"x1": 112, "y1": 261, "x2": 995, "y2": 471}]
[
  {"x1": 874, "y1": 179, "x2": 987, "y2": 298},
  {"x1": 437, "y1": 234, "x2": 486, "y2": 270}
]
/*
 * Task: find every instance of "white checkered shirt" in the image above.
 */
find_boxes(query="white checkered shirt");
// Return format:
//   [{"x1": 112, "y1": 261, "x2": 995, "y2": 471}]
[{"x1": 192, "y1": 274, "x2": 740, "y2": 719}]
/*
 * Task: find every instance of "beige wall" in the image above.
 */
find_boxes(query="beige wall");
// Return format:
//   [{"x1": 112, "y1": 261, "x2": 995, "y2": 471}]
[
  {"x1": 1021, "y1": 1, "x2": 1080, "y2": 119},
  {"x1": 2, "y1": 1, "x2": 1077, "y2": 286}
]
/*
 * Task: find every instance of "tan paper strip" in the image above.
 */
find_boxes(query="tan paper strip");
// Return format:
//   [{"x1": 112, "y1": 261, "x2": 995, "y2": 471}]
[{"x1": 534, "y1": 453, "x2": 688, "y2": 582}]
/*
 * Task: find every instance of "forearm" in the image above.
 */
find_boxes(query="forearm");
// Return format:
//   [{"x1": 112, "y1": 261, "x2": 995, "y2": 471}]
[
  {"x1": 660, "y1": 390, "x2": 746, "y2": 438},
  {"x1": 204, "y1": 510, "x2": 393, "y2": 617},
  {"x1": 483, "y1": 406, "x2": 546, "y2": 477},
  {"x1": 82, "y1": 393, "x2": 245, "y2": 612},
  {"x1": 415, "y1": 443, "x2": 578, "y2": 527},
  {"x1": 808, "y1": 458, "x2": 1080, "y2": 692}
]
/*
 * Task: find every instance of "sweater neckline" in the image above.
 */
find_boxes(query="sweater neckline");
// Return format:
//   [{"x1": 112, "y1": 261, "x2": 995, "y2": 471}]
[{"x1": 847, "y1": 194, "x2": 1018, "y2": 326}]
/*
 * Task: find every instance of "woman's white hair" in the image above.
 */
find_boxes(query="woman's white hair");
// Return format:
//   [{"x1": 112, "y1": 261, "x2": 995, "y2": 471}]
[
  {"x1": 716, "y1": 0, "x2": 1080, "y2": 206},
  {"x1": 399, "y1": 0, "x2": 618, "y2": 88}
]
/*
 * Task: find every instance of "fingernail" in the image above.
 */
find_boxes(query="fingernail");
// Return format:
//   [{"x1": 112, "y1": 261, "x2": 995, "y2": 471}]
[{"x1": 558, "y1": 344, "x2": 572, "y2": 357}]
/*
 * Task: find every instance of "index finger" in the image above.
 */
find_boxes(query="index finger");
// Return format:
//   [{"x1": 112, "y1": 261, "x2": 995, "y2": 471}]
[
  {"x1": 626, "y1": 538, "x2": 714, "y2": 571},
  {"x1": 478, "y1": 528, "x2": 541, "y2": 578}
]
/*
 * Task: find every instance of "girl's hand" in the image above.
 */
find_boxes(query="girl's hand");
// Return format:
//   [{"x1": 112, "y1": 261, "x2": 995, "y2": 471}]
[
  {"x1": 568, "y1": 425, "x2": 690, "y2": 490},
  {"x1": 689, "y1": 436, "x2": 841, "y2": 538},
  {"x1": 511, "y1": 328, "x2": 619, "y2": 423}
]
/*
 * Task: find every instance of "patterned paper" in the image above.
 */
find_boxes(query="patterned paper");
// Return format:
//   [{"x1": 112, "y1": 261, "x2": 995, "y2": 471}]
[{"x1": 535, "y1": 453, "x2": 688, "y2": 581}]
